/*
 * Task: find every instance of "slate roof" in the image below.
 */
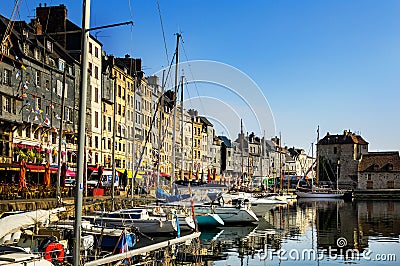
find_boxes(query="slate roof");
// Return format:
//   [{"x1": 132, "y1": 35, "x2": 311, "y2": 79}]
[
  {"x1": 358, "y1": 152, "x2": 400, "y2": 172},
  {"x1": 318, "y1": 131, "x2": 368, "y2": 145},
  {"x1": 199, "y1": 116, "x2": 213, "y2": 127},
  {"x1": 218, "y1": 136, "x2": 233, "y2": 148}
]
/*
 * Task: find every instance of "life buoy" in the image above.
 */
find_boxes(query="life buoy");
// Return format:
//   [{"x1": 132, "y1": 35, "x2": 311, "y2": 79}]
[{"x1": 44, "y1": 242, "x2": 65, "y2": 263}]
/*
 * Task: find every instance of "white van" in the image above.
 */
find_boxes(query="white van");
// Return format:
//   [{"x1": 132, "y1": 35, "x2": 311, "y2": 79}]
[{"x1": 87, "y1": 170, "x2": 119, "y2": 188}]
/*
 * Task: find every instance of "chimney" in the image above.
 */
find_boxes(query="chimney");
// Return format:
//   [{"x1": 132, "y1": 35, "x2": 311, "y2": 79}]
[{"x1": 36, "y1": 4, "x2": 67, "y2": 47}]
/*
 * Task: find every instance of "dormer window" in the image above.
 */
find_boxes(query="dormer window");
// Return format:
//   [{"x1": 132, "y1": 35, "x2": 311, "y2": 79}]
[
  {"x1": 388, "y1": 164, "x2": 393, "y2": 171},
  {"x1": 22, "y1": 29, "x2": 28, "y2": 38},
  {"x1": 46, "y1": 41, "x2": 53, "y2": 52},
  {"x1": 34, "y1": 48, "x2": 41, "y2": 60},
  {"x1": 373, "y1": 164, "x2": 379, "y2": 171},
  {"x1": 58, "y1": 59, "x2": 65, "y2": 71}
]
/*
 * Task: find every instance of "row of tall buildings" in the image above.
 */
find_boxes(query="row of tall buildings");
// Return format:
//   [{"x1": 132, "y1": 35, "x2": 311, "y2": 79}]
[{"x1": 0, "y1": 4, "x2": 316, "y2": 185}]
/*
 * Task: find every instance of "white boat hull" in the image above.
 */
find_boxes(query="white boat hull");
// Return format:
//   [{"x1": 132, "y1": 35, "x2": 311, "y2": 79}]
[{"x1": 195, "y1": 206, "x2": 258, "y2": 224}]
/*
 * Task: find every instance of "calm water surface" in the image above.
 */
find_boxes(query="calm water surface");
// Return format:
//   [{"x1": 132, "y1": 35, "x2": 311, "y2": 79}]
[{"x1": 199, "y1": 200, "x2": 400, "y2": 265}]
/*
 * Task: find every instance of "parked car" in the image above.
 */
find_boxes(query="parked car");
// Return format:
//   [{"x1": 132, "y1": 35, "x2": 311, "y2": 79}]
[{"x1": 86, "y1": 170, "x2": 119, "y2": 188}]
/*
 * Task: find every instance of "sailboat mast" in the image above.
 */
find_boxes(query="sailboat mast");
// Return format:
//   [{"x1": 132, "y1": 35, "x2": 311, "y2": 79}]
[
  {"x1": 74, "y1": 0, "x2": 90, "y2": 264},
  {"x1": 156, "y1": 70, "x2": 165, "y2": 189},
  {"x1": 240, "y1": 119, "x2": 244, "y2": 187},
  {"x1": 171, "y1": 33, "x2": 181, "y2": 194},
  {"x1": 279, "y1": 132, "x2": 283, "y2": 193},
  {"x1": 316, "y1": 125, "x2": 320, "y2": 186},
  {"x1": 180, "y1": 75, "x2": 184, "y2": 181}
]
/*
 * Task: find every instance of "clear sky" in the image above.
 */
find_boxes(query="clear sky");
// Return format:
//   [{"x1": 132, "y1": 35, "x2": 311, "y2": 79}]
[{"x1": 2, "y1": 0, "x2": 399, "y2": 153}]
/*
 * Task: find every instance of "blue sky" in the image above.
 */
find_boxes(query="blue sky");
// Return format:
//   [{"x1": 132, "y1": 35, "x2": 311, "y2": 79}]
[{"x1": 2, "y1": 0, "x2": 399, "y2": 152}]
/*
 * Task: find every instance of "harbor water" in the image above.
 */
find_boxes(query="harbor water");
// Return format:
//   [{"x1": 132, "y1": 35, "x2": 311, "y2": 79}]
[{"x1": 197, "y1": 199, "x2": 400, "y2": 265}]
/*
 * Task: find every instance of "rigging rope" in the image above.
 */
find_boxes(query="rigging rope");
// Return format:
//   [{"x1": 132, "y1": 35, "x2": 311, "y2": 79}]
[{"x1": 156, "y1": 0, "x2": 170, "y2": 66}]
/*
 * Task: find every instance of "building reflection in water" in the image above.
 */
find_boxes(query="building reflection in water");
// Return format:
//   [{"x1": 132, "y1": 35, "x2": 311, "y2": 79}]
[{"x1": 201, "y1": 200, "x2": 400, "y2": 264}]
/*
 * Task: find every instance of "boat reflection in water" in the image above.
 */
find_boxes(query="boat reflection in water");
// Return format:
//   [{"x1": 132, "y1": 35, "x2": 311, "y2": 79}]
[{"x1": 199, "y1": 199, "x2": 400, "y2": 265}]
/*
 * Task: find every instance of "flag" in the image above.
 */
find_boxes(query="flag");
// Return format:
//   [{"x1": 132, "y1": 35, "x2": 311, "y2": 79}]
[
  {"x1": 55, "y1": 113, "x2": 61, "y2": 120},
  {"x1": 16, "y1": 71, "x2": 20, "y2": 79},
  {"x1": 23, "y1": 83, "x2": 28, "y2": 90},
  {"x1": 43, "y1": 117, "x2": 50, "y2": 126},
  {"x1": 21, "y1": 65, "x2": 26, "y2": 70},
  {"x1": 49, "y1": 103, "x2": 54, "y2": 109},
  {"x1": 34, "y1": 115, "x2": 39, "y2": 121}
]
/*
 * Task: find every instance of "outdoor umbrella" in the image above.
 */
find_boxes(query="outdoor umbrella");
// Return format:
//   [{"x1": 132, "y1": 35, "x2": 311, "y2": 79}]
[
  {"x1": 61, "y1": 163, "x2": 67, "y2": 187},
  {"x1": 97, "y1": 166, "x2": 103, "y2": 188},
  {"x1": 18, "y1": 159, "x2": 27, "y2": 190},
  {"x1": 213, "y1": 168, "x2": 217, "y2": 182},
  {"x1": 44, "y1": 162, "x2": 51, "y2": 187}
]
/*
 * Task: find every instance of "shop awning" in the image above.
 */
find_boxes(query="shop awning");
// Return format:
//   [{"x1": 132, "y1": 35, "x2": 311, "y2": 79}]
[
  {"x1": 26, "y1": 164, "x2": 45, "y2": 173},
  {"x1": 0, "y1": 163, "x2": 19, "y2": 171}
]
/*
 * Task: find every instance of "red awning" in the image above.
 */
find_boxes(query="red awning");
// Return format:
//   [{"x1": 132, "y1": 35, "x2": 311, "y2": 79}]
[
  {"x1": 88, "y1": 166, "x2": 98, "y2": 172},
  {"x1": 160, "y1": 172, "x2": 170, "y2": 177},
  {"x1": 26, "y1": 164, "x2": 45, "y2": 173}
]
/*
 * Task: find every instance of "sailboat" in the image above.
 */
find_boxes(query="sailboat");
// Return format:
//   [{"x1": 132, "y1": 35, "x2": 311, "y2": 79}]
[{"x1": 295, "y1": 127, "x2": 344, "y2": 198}]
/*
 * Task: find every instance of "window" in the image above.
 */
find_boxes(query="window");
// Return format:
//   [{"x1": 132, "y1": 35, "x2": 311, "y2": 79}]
[
  {"x1": 35, "y1": 71, "x2": 41, "y2": 87},
  {"x1": 94, "y1": 87, "x2": 99, "y2": 103},
  {"x1": 56, "y1": 80, "x2": 62, "y2": 96},
  {"x1": 94, "y1": 111, "x2": 99, "y2": 128},
  {"x1": 26, "y1": 127, "x2": 31, "y2": 138},
  {"x1": 46, "y1": 106, "x2": 50, "y2": 115},
  {"x1": 94, "y1": 66, "x2": 98, "y2": 79},
  {"x1": 89, "y1": 42, "x2": 92, "y2": 54},
  {"x1": 367, "y1": 173, "x2": 372, "y2": 181},
  {"x1": 88, "y1": 62, "x2": 92, "y2": 75},
  {"x1": 334, "y1": 147, "x2": 337, "y2": 154},
  {"x1": 3, "y1": 69, "x2": 11, "y2": 85},
  {"x1": 45, "y1": 80, "x2": 50, "y2": 90},
  {"x1": 37, "y1": 98, "x2": 42, "y2": 110},
  {"x1": 108, "y1": 117, "x2": 112, "y2": 131},
  {"x1": 4, "y1": 97, "x2": 11, "y2": 113},
  {"x1": 34, "y1": 48, "x2": 41, "y2": 60},
  {"x1": 103, "y1": 115, "x2": 106, "y2": 130},
  {"x1": 58, "y1": 59, "x2": 65, "y2": 71},
  {"x1": 95, "y1": 47, "x2": 99, "y2": 58},
  {"x1": 95, "y1": 136, "x2": 99, "y2": 148},
  {"x1": 46, "y1": 41, "x2": 53, "y2": 52},
  {"x1": 64, "y1": 107, "x2": 70, "y2": 122},
  {"x1": 26, "y1": 73, "x2": 31, "y2": 83}
]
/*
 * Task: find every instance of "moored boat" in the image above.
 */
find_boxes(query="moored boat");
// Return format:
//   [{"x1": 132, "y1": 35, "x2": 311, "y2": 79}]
[{"x1": 195, "y1": 213, "x2": 224, "y2": 227}]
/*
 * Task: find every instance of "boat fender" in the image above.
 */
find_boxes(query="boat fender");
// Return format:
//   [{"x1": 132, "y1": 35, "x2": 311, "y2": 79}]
[{"x1": 44, "y1": 242, "x2": 65, "y2": 263}]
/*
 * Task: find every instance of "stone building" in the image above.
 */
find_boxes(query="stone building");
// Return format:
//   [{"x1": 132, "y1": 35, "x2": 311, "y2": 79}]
[
  {"x1": 0, "y1": 12, "x2": 79, "y2": 167},
  {"x1": 317, "y1": 130, "x2": 368, "y2": 189},
  {"x1": 358, "y1": 151, "x2": 400, "y2": 189}
]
